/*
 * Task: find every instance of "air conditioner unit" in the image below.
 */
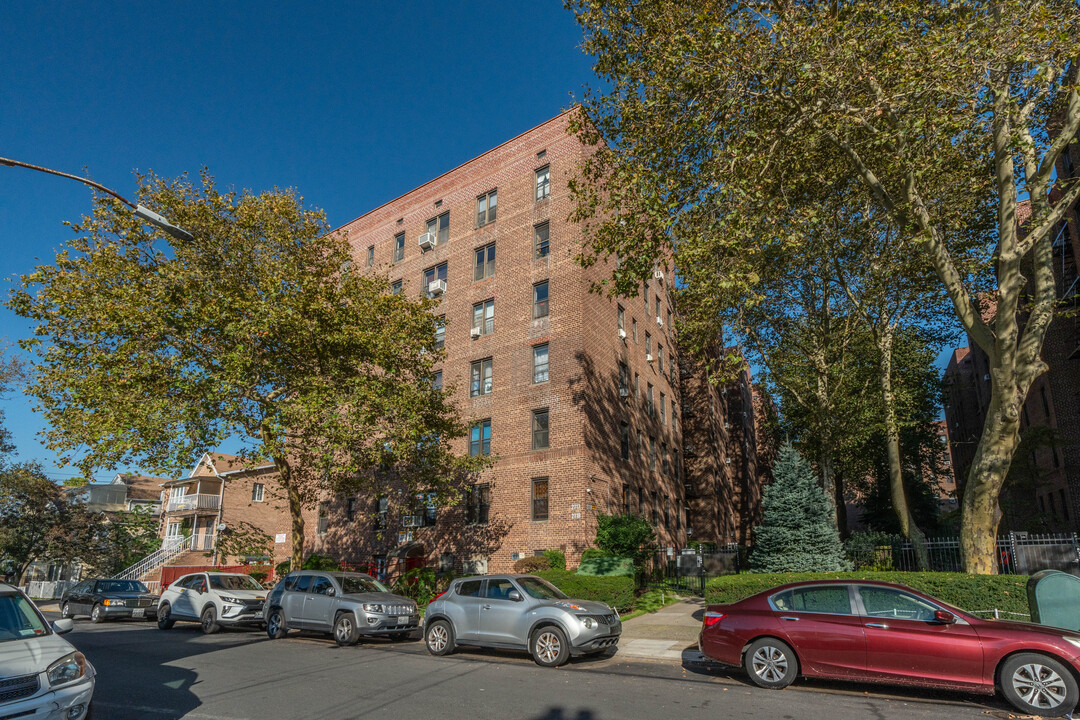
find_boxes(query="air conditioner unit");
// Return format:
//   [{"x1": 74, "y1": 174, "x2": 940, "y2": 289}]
[
  {"x1": 656, "y1": 317, "x2": 663, "y2": 327},
  {"x1": 618, "y1": 328, "x2": 627, "y2": 339},
  {"x1": 654, "y1": 269, "x2": 665, "y2": 281},
  {"x1": 619, "y1": 388, "x2": 630, "y2": 398},
  {"x1": 646, "y1": 353, "x2": 654, "y2": 363},
  {"x1": 418, "y1": 233, "x2": 435, "y2": 250},
  {"x1": 402, "y1": 515, "x2": 421, "y2": 528},
  {"x1": 470, "y1": 327, "x2": 482, "y2": 339},
  {"x1": 428, "y1": 279, "x2": 446, "y2": 296}
]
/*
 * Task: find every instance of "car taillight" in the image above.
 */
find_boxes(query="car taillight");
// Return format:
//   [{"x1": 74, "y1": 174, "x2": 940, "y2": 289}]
[
  {"x1": 703, "y1": 611, "x2": 726, "y2": 627},
  {"x1": 428, "y1": 591, "x2": 447, "y2": 605}
]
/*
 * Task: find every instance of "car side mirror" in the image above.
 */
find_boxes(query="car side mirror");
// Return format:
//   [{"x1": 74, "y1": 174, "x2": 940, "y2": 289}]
[
  {"x1": 52, "y1": 619, "x2": 74, "y2": 635},
  {"x1": 327, "y1": 587, "x2": 336, "y2": 597},
  {"x1": 933, "y1": 610, "x2": 956, "y2": 624},
  {"x1": 508, "y1": 590, "x2": 522, "y2": 602}
]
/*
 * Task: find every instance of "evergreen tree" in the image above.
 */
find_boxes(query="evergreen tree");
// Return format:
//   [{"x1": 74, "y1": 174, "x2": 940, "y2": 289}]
[{"x1": 750, "y1": 443, "x2": 850, "y2": 573}]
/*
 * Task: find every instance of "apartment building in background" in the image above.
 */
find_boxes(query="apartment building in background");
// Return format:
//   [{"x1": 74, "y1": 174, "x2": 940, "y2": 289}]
[{"x1": 304, "y1": 110, "x2": 698, "y2": 574}]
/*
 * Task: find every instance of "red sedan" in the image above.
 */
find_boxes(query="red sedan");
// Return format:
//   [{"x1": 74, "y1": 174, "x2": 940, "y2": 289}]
[{"x1": 698, "y1": 579, "x2": 1080, "y2": 717}]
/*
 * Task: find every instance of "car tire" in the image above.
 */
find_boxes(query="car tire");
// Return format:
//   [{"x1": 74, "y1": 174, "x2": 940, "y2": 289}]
[
  {"x1": 334, "y1": 612, "x2": 360, "y2": 647},
  {"x1": 266, "y1": 608, "x2": 288, "y2": 639},
  {"x1": 90, "y1": 603, "x2": 105, "y2": 624},
  {"x1": 157, "y1": 603, "x2": 175, "y2": 630},
  {"x1": 743, "y1": 637, "x2": 798, "y2": 689},
  {"x1": 425, "y1": 620, "x2": 455, "y2": 656},
  {"x1": 999, "y1": 652, "x2": 1079, "y2": 717},
  {"x1": 200, "y1": 606, "x2": 220, "y2": 634},
  {"x1": 531, "y1": 625, "x2": 570, "y2": 668},
  {"x1": 61, "y1": 602, "x2": 72, "y2": 619}
]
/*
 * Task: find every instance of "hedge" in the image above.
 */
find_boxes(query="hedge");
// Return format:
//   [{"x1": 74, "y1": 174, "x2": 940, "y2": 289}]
[
  {"x1": 704, "y1": 572, "x2": 1030, "y2": 618},
  {"x1": 534, "y1": 569, "x2": 636, "y2": 612},
  {"x1": 576, "y1": 556, "x2": 634, "y2": 577}
]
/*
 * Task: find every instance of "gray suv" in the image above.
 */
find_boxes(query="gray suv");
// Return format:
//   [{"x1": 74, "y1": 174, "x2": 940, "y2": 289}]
[
  {"x1": 263, "y1": 571, "x2": 419, "y2": 646},
  {"x1": 424, "y1": 574, "x2": 621, "y2": 667}
]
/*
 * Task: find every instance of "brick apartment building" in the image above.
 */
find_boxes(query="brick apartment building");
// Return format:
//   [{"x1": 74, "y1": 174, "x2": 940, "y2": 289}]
[
  {"x1": 301, "y1": 110, "x2": 770, "y2": 574},
  {"x1": 943, "y1": 134, "x2": 1080, "y2": 532}
]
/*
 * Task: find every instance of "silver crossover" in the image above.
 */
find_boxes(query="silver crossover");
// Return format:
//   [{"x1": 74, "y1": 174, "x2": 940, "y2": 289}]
[
  {"x1": 424, "y1": 574, "x2": 621, "y2": 666},
  {"x1": 263, "y1": 571, "x2": 419, "y2": 646}
]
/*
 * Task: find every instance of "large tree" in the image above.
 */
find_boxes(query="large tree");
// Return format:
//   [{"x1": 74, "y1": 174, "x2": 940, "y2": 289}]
[
  {"x1": 9, "y1": 171, "x2": 483, "y2": 569},
  {"x1": 0, "y1": 463, "x2": 85, "y2": 582},
  {"x1": 568, "y1": 0, "x2": 1079, "y2": 572}
]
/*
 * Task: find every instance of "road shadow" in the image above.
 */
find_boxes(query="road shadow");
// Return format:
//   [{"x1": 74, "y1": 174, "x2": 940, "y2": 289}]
[{"x1": 529, "y1": 710, "x2": 596, "y2": 720}]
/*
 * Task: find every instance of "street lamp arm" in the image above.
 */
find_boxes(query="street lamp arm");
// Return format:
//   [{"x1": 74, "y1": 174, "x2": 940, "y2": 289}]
[{"x1": 0, "y1": 156, "x2": 136, "y2": 209}]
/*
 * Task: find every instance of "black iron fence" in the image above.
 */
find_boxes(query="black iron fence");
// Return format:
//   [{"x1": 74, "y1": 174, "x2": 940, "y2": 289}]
[
  {"x1": 645, "y1": 546, "x2": 740, "y2": 595},
  {"x1": 848, "y1": 533, "x2": 1080, "y2": 576}
]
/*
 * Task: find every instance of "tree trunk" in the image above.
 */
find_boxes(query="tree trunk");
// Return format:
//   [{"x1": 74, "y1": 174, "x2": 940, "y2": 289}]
[
  {"x1": 262, "y1": 424, "x2": 306, "y2": 572},
  {"x1": 833, "y1": 471, "x2": 849, "y2": 540},
  {"x1": 877, "y1": 327, "x2": 929, "y2": 570}
]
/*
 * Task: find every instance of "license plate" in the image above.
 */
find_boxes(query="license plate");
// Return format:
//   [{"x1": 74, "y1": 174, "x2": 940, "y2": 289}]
[
  {"x1": 397, "y1": 616, "x2": 409, "y2": 624},
  {"x1": 132, "y1": 608, "x2": 145, "y2": 618}
]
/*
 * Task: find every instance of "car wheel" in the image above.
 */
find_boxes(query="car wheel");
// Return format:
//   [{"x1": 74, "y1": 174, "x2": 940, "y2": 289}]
[
  {"x1": 743, "y1": 637, "x2": 798, "y2": 689},
  {"x1": 531, "y1": 625, "x2": 570, "y2": 667},
  {"x1": 333, "y1": 612, "x2": 359, "y2": 647},
  {"x1": 200, "y1": 606, "x2": 220, "y2": 634},
  {"x1": 157, "y1": 603, "x2": 175, "y2": 630},
  {"x1": 266, "y1": 609, "x2": 288, "y2": 639},
  {"x1": 1000, "y1": 652, "x2": 1079, "y2": 717},
  {"x1": 425, "y1": 620, "x2": 455, "y2": 656},
  {"x1": 90, "y1": 603, "x2": 105, "y2": 624},
  {"x1": 61, "y1": 602, "x2": 72, "y2": 620}
]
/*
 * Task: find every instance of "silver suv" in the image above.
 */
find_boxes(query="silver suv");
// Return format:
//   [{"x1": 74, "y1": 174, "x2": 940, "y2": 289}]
[
  {"x1": 424, "y1": 574, "x2": 621, "y2": 667},
  {"x1": 263, "y1": 571, "x2": 419, "y2": 646}
]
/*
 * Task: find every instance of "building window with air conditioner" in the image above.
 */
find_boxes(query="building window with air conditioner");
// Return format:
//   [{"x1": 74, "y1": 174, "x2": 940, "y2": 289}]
[
  {"x1": 424, "y1": 263, "x2": 448, "y2": 297},
  {"x1": 534, "y1": 221, "x2": 550, "y2": 258},
  {"x1": 470, "y1": 358, "x2": 493, "y2": 397},
  {"x1": 533, "y1": 344, "x2": 549, "y2": 384},
  {"x1": 393, "y1": 232, "x2": 405, "y2": 262},
  {"x1": 532, "y1": 478, "x2": 549, "y2": 520},
  {"x1": 470, "y1": 419, "x2": 492, "y2": 457},
  {"x1": 477, "y1": 189, "x2": 497, "y2": 226},
  {"x1": 473, "y1": 299, "x2": 494, "y2": 336},
  {"x1": 251, "y1": 483, "x2": 264, "y2": 503},
  {"x1": 645, "y1": 332, "x2": 652, "y2": 359},
  {"x1": 532, "y1": 409, "x2": 550, "y2": 450},
  {"x1": 535, "y1": 165, "x2": 550, "y2": 201},
  {"x1": 533, "y1": 281, "x2": 549, "y2": 319},
  {"x1": 474, "y1": 242, "x2": 495, "y2": 281}
]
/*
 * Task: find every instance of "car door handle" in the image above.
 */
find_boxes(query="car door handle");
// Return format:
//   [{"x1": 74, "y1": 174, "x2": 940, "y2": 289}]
[
  {"x1": 482, "y1": 604, "x2": 491, "y2": 610},
  {"x1": 779, "y1": 616, "x2": 799, "y2": 622},
  {"x1": 865, "y1": 623, "x2": 889, "y2": 629}
]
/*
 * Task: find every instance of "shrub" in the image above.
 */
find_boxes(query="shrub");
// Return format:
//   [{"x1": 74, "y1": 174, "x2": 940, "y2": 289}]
[
  {"x1": 248, "y1": 571, "x2": 268, "y2": 584},
  {"x1": 595, "y1": 513, "x2": 655, "y2": 565},
  {"x1": 576, "y1": 556, "x2": 634, "y2": 577},
  {"x1": 845, "y1": 530, "x2": 901, "y2": 571},
  {"x1": 534, "y1": 569, "x2": 635, "y2": 612},
  {"x1": 513, "y1": 556, "x2": 551, "y2": 573},
  {"x1": 392, "y1": 567, "x2": 441, "y2": 606},
  {"x1": 543, "y1": 549, "x2": 566, "y2": 570},
  {"x1": 704, "y1": 571, "x2": 1030, "y2": 618},
  {"x1": 275, "y1": 559, "x2": 291, "y2": 578},
  {"x1": 580, "y1": 548, "x2": 613, "y2": 561}
]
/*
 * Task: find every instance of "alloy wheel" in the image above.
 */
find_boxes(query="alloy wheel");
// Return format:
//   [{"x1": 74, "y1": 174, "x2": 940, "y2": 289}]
[
  {"x1": 335, "y1": 616, "x2": 354, "y2": 643},
  {"x1": 1011, "y1": 662, "x2": 1068, "y2": 710},
  {"x1": 535, "y1": 631, "x2": 562, "y2": 664},
  {"x1": 268, "y1": 614, "x2": 281, "y2": 635},
  {"x1": 428, "y1": 624, "x2": 448, "y2": 652},
  {"x1": 751, "y1": 645, "x2": 788, "y2": 684}
]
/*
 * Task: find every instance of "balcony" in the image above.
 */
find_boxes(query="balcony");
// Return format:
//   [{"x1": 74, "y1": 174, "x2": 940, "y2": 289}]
[{"x1": 165, "y1": 494, "x2": 220, "y2": 514}]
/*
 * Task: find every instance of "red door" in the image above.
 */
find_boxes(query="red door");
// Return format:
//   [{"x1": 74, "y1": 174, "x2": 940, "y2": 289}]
[
  {"x1": 770, "y1": 585, "x2": 867, "y2": 678},
  {"x1": 856, "y1": 586, "x2": 984, "y2": 689}
]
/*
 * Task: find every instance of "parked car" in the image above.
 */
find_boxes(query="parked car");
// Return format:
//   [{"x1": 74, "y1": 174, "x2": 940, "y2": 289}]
[
  {"x1": 157, "y1": 572, "x2": 267, "y2": 634},
  {"x1": 698, "y1": 579, "x2": 1080, "y2": 717},
  {"x1": 263, "y1": 571, "x2": 419, "y2": 646},
  {"x1": 60, "y1": 578, "x2": 158, "y2": 623},
  {"x1": 0, "y1": 581, "x2": 95, "y2": 719},
  {"x1": 423, "y1": 574, "x2": 621, "y2": 667}
]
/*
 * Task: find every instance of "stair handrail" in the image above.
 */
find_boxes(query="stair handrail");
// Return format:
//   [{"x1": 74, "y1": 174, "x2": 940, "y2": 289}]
[{"x1": 117, "y1": 535, "x2": 192, "y2": 581}]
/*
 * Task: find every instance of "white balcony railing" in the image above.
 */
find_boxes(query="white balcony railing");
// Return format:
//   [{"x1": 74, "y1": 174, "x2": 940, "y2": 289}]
[
  {"x1": 189, "y1": 533, "x2": 216, "y2": 551},
  {"x1": 165, "y1": 493, "x2": 220, "y2": 513}
]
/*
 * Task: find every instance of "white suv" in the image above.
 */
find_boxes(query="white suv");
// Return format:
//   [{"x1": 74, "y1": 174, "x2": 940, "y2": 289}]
[{"x1": 157, "y1": 572, "x2": 267, "y2": 634}]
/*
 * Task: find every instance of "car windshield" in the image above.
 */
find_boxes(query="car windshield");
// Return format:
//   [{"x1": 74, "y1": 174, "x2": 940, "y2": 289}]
[
  {"x1": 209, "y1": 575, "x2": 264, "y2": 591},
  {"x1": 340, "y1": 575, "x2": 389, "y2": 595},
  {"x1": 0, "y1": 593, "x2": 49, "y2": 643},
  {"x1": 96, "y1": 580, "x2": 149, "y2": 594},
  {"x1": 518, "y1": 577, "x2": 568, "y2": 600}
]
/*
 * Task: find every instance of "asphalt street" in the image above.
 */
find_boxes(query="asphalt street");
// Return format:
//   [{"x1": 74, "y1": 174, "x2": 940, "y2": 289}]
[{"x1": 50, "y1": 614, "x2": 1026, "y2": 720}]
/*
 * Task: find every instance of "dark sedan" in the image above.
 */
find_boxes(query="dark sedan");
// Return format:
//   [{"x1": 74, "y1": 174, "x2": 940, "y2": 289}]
[
  {"x1": 699, "y1": 579, "x2": 1080, "y2": 717},
  {"x1": 60, "y1": 578, "x2": 158, "y2": 623}
]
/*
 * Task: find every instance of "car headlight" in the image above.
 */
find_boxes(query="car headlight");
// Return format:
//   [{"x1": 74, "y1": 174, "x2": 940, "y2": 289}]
[
  {"x1": 555, "y1": 602, "x2": 586, "y2": 611},
  {"x1": 47, "y1": 652, "x2": 87, "y2": 688},
  {"x1": 220, "y1": 596, "x2": 243, "y2": 605},
  {"x1": 581, "y1": 616, "x2": 595, "y2": 629},
  {"x1": 1063, "y1": 636, "x2": 1080, "y2": 650},
  {"x1": 363, "y1": 604, "x2": 383, "y2": 613}
]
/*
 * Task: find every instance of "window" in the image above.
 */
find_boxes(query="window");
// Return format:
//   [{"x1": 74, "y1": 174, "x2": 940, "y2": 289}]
[
  {"x1": 376, "y1": 496, "x2": 388, "y2": 530},
  {"x1": 252, "y1": 483, "x2": 264, "y2": 502},
  {"x1": 532, "y1": 478, "x2": 549, "y2": 520},
  {"x1": 643, "y1": 284, "x2": 649, "y2": 316},
  {"x1": 458, "y1": 580, "x2": 482, "y2": 597},
  {"x1": 485, "y1": 578, "x2": 516, "y2": 600},
  {"x1": 535, "y1": 165, "x2": 550, "y2": 201},
  {"x1": 619, "y1": 362, "x2": 629, "y2": 395},
  {"x1": 664, "y1": 499, "x2": 670, "y2": 530},
  {"x1": 651, "y1": 491, "x2": 659, "y2": 525},
  {"x1": 662, "y1": 442, "x2": 670, "y2": 474},
  {"x1": 424, "y1": 263, "x2": 448, "y2": 294},
  {"x1": 622, "y1": 484, "x2": 630, "y2": 514},
  {"x1": 470, "y1": 358, "x2": 493, "y2": 396},
  {"x1": 466, "y1": 484, "x2": 491, "y2": 525},
  {"x1": 620, "y1": 422, "x2": 630, "y2": 460},
  {"x1": 660, "y1": 392, "x2": 666, "y2": 424},
  {"x1": 473, "y1": 299, "x2": 495, "y2": 336},
  {"x1": 394, "y1": 232, "x2": 405, "y2": 262},
  {"x1": 366, "y1": 245, "x2": 375, "y2": 267},
  {"x1": 857, "y1": 586, "x2": 938, "y2": 621},
  {"x1": 534, "y1": 222, "x2": 550, "y2": 258},
  {"x1": 634, "y1": 372, "x2": 640, "y2": 398},
  {"x1": 434, "y1": 315, "x2": 445, "y2": 350},
  {"x1": 617, "y1": 305, "x2": 625, "y2": 334},
  {"x1": 346, "y1": 496, "x2": 358, "y2": 522},
  {"x1": 432, "y1": 371, "x2": 443, "y2": 390},
  {"x1": 772, "y1": 586, "x2": 854, "y2": 615},
  {"x1": 317, "y1": 501, "x2": 329, "y2": 535},
  {"x1": 417, "y1": 492, "x2": 437, "y2": 527},
  {"x1": 649, "y1": 436, "x2": 656, "y2": 471},
  {"x1": 533, "y1": 281, "x2": 549, "y2": 319},
  {"x1": 426, "y1": 212, "x2": 450, "y2": 245},
  {"x1": 637, "y1": 487, "x2": 644, "y2": 515},
  {"x1": 474, "y1": 243, "x2": 496, "y2": 280},
  {"x1": 655, "y1": 296, "x2": 661, "y2": 320},
  {"x1": 673, "y1": 450, "x2": 680, "y2": 481},
  {"x1": 532, "y1": 408, "x2": 550, "y2": 450},
  {"x1": 632, "y1": 317, "x2": 638, "y2": 343},
  {"x1": 470, "y1": 419, "x2": 492, "y2": 457},
  {"x1": 533, "y1": 344, "x2": 549, "y2": 384},
  {"x1": 391, "y1": 280, "x2": 403, "y2": 295},
  {"x1": 657, "y1": 345, "x2": 664, "y2": 376},
  {"x1": 671, "y1": 400, "x2": 677, "y2": 433},
  {"x1": 667, "y1": 309, "x2": 672, "y2": 330},
  {"x1": 477, "y1": 189, "x2": 497, "y2": 226},
  {"x1": 312, "y1": 576, "x2": 334, "y2": 596},
  {"x1": 647, "y1": 383, "x2": 654, "y2": 416},
  {"x1": 645, "y1": 333, "x2": 652, "y2": 359}
]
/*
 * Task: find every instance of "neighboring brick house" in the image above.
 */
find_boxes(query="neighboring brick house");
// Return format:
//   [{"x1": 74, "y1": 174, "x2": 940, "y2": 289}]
[
  {"x1": 305, "y1": 110, "x2": 692, "y2": 574},
  {"x1": 157, "y1": 452, "x2": 292, "y2": 566}
]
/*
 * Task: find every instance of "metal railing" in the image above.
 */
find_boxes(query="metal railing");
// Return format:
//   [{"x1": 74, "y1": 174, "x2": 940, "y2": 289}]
[
  {"x1": 117, "y1": 535, "x2": 191, "y2": 581},
  {"x1": 848, "y1": 533, "x2": 1080, "y2": 575},
  {"x1": 165, "y1": 494, "x2": 220, "y2": 513},
  {"x1": 189, "y1": 532, "x2": 215, "y2": 551},
  {"x1": 26, "y1": 580, "x2": 74, "y2": 600}
]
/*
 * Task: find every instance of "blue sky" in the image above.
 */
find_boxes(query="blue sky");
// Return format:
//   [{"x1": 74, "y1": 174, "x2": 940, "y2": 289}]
[{"x1": 0, "y1": 1, "x2": 595, "y2": 482}]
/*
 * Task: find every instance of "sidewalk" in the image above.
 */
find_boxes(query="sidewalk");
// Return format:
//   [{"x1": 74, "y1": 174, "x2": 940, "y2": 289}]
[{"x1": 616, "y1": 597, "x2": 715, "y2": 664}]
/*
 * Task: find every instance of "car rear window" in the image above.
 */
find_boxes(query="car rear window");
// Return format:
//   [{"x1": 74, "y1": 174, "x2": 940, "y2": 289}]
[{"x1": 457, "y1": 580, "x2": 482, "y2": 597}]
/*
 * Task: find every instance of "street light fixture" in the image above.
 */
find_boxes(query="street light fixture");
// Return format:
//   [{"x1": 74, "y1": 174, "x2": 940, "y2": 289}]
[{"x1": 0, "y1": 156, "x2": 194, "y2": 243}]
